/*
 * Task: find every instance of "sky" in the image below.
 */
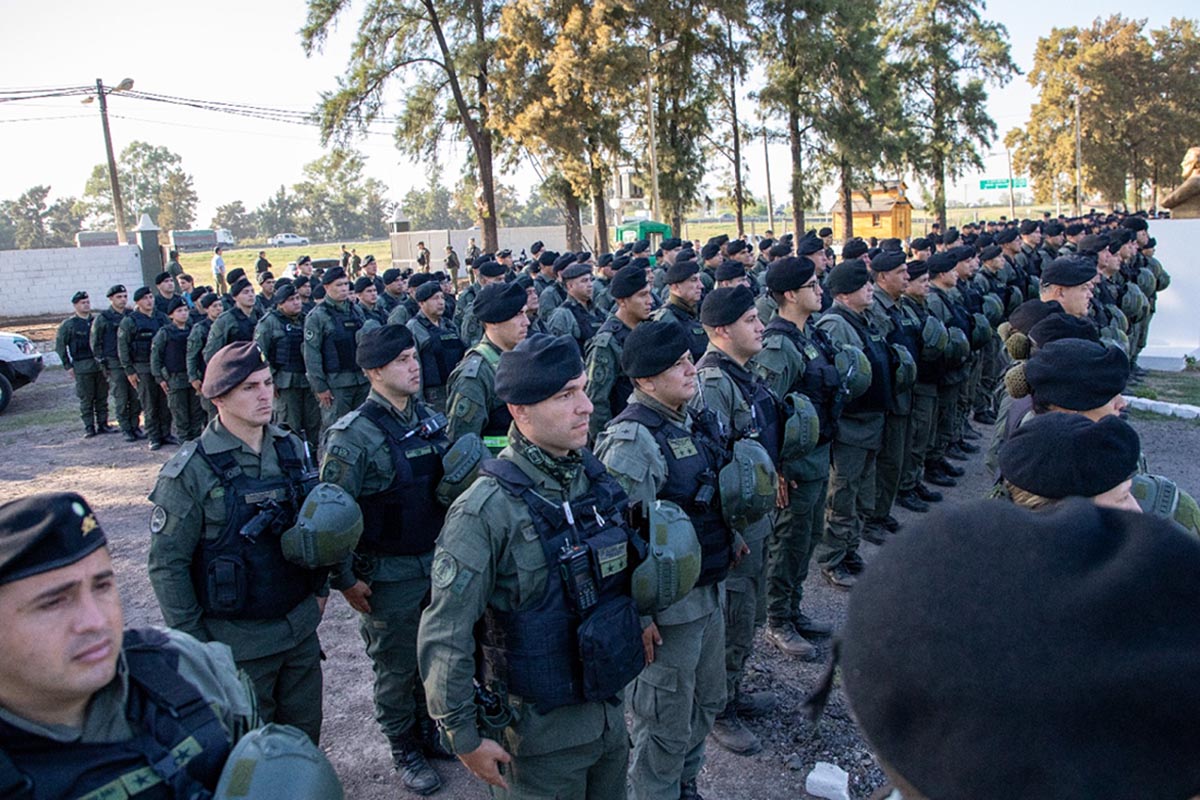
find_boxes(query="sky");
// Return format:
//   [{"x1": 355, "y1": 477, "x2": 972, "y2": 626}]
[{"x1": 1, "y1": 0, "x2": 1196, "y2": 229}]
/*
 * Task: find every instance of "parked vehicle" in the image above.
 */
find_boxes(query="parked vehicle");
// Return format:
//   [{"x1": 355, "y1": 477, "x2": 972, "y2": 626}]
[
  {"x1": 269, "y1": 233, "x2": 309, "y2": 247},
  {"x1": 0, "y1": 332, "x2": 43, "y2": 414}
]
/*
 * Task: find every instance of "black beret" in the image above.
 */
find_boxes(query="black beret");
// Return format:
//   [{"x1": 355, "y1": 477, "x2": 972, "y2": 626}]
[
  {"x1": 383, "y1": 268, "x2": 402, "y2": 285},
  {"x1": 597, "y1": 253, "x2": 614, "y2": 267},
  {"x1": 1028, "y1": 314, "x2": 1100, "y2": 348},
  {"x1": 976, "y1": 233, "x2": 996, "y2": 247},
  {"x1": 497, "y1": 249, "x2": 512, "y2": 259},
  {"x1": 1044, "y1": 221, "x2": 1065, "y2": 236},
  {"x1": 881, "y1": 238, "x2": 903, "y2": 252},
  {"x1": 274, "y1": 282, "x2": 298, "y2": 304},
  {"x1": 312, "y1": 284, "x2": 326, "y2": 300},
  {"x1": 661, "y1": 237, "x2": 682, "y2": 251},
  {"x1": 293, "y1": 275, "x2": 310, "y2": 289},
  {"x1": 71, "y1": 290, "x2": 89, "y2": 304},
  {"x1": 818, "y1": 227, "x2": 833, "y2": 237},
  {"x1": 1144, "y1": 237, "x2": 1157, "y2": 249},
  {"x1": 192, "y1": 287, "x2": 209, "y2": 301},
  {"x1": 924, "y1": 252, "x2": 957, "y2": 276},
  {"x1": 842, "y1": 239, "x2": 868, "y2": 260},
  {"x1": 1065, "y1": 223, "x2": 1086, "y2": 236},
  {"x1": 701, "y1": 286, "x2": 756, "y2": 327},
  {"x1": 352, "y1": 277, "x2": 375, "y2": 293},
  {"x1": 133, "y1": 286, "x2": 152, "y2": 302},
  {"x1": 1041, "y1": 255, "x2": 1097, "y2": 288},
  {"x1": 825, "y1": 260, "x2": 870, "y2": 294},
  {"x1": 621, "y1": 320, "x2": 691, "y2": 378},
  {"x1": 154, "y1": 271, "x2": 172, "y2": 286},
  {"x1": 106, "y1": 284, "x2": 126, "y2": 298},
  {"x1": 726, "y1": 240, "x2": 748, "y2": 256},
  {"x1": 1018, "y1": 219, "x2": 1040, "y2": 235},
  {"x1": 610, "y1": 265, "x2": 648, "y2": 299},
  {"x1": 758, "y1": 238, "x2": 775, "y2": 252},
  {"x1": 715, "y1": 260, "x2": 746, "y2": 282},
  {"x1": 632, "y1": 240, "x2": 650, "y2": 254},
  {"x1": 978, "y1": 245, "x2": 1002, "y2": 262},
  {"x1": 905, "y1": 259, "x2": 928, "y2": 279},
  {"x1": 768, "y1": 242, "x2": 792, "y2": 259},
  {"x1": 948, "y1": 245, "x2": 975, "y2": 264},
  {"x1": 1076, "y1": 234, "x2": 1109, "y2": 256},
  {"x1": 665, "y1": 259, "x2": 700, "y2": 284},
  {"x1": 841, "y1": 497, "x2": 1200, "y2": 800},
  {"x1": 202, "y1": 341, "x2": 269, "y2": 399},
  {"x1": 363, "y1": 254, "x2": 376, "y2": 265},
  {"x1": 1108, "y1": 228, "x2": 1133, "y2": 252},
  {"x1": 495, "y1": 334, "x2": 584, "y2": 404},
  {"x1": 199, "y1": 292, "x2": 220, "y2": 309},
  {"x1": 1025, "y1": 339, "x2": 1128, "y2": 410},
  {"x1": 1121, "y1": 216, "x2": 1149, "y2": 232},
  {"x1": 561, "y1": 263, "x2": 592, "y2": 281},
  {"x1": 612, "y1": 255, "x2": 632, "y2": 270},
  {"x1": 530, "y1": 240, "x2": 544, "y2": 254},
  {"x1": 538, "y1": 250, "x2": 558, "y2": 267},
  {"x1": 909, "y1": 237, "x2": 932, "y2": 252},
  {"x1": 226, "y1": 268, "x2": 246, "y2": 285},
  {"x1": 321, "y1": 266, "x2": 346, "y2": 285},
  {"x1": 356, "y1": 324, "x2": 415, "y2": 369},
  {"x1": 166, "y1": 296, "x2": 186, "y2": 314},
  {"x1": 1008, "y1": 299, "x2": 1062, "y2": 334},
  {"x1": 552, "y1": 253, "x2": 576, "y2": 273},
  {"x1": 1001, "y1": 413, "x2": 1139, "y2": 499},
  {"x1": 230, "y1": 277, "x2": 253, "y2": 298},
  {"x1": 867, "y1": 247, "x2": 882, "y2": 261},
  {"x1": 259, "y1": 272, "x2": 275, "y2": 282},
  {"x1": 513, "y1": 272, "x2": 533, "y2": 291},
  {"x1": 477, "y1": 260, "x2": 506, "y2": 278},
  {"x1": 0, "y1": 493, "x2": 108, "y2": 586},
  {"x1": 414, "y1": 282, "x2": 442, "y2": 302},
  {"x1": 868, "y1": 250, "x2": 906, "y2": 273},
  {"x1": 474, "y1": 281, "x2": 527, "y2": 324},
  {"x1": 797, "y1": 236, "x2": 824, "y2": 256},
  {"x1": 766, "y1": 257, "x2": 815, "y2": 293},
  {"x1": 409, "y1": 273, "x2": 434, "y2": 290},
  {"x1": 297, "y1": 255, "x2": 312, "y2": 266},
  {"x1": 700, "y1": 242, "x2": 722, "y2": 261},
  {"x1": 995, "y1": 227, "x2": 1019, "y2": 244}
]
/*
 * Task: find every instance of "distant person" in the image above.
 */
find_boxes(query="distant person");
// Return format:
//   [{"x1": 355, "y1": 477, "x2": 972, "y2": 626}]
[
  {"x1": 255, "y1": 250, "x2": 272, "y2": 277},
  {"x1": 416, "y1": 241, "x2": 430, "y2": 273},
  {"x1": 165, "y1": 248, "x2": 184, "y2": 290},
  {"x1": 444, "y1": 244, "x2": 461, "y2": 286},
  {"x1": 211, "y1": 246, "x2": 227, "y2": 295},
  {"x1": 55, "y1": 290, "x2": 110, "y2": 438}
]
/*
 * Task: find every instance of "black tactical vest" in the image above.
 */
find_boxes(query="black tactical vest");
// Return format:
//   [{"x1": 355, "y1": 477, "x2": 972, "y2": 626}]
[
  {"x1": 900, "y1": 297, "x2": 943, "y2": 386},
  {"x1": 931, "y1": 286, "x2": 973, "y2": 339},
  {"x1": 162, "y1": 325, "x2": 190, "y2": 375},
  {"x1": 661, "y1": 302, "x2": 708, "y2": 362},
  {"x1": 130, "y1": 312, "x2": 162, "y2": 364},
  {"x1": 469, "y1": 342, "x2": 514, "y2": 439},
  {"x1": 269, "y1": 311, "x2": 306, "y2": 374},
  {"x1": 356, "y1": 400, "x2": 449, "y2": 556},
  {"x1": 827, "y1": 306, "x2": 893, "y2": 415},
  {"x1": 416, "y1": 316, "x2": 466, "y2": 390},
  {"x1": 696, "y1": 350, "x2": 783, "y2": 465},
  {"x1": 192, "y1": 437, "x2": 320, "y2": 620},
  {"x1": 763, "y1": 318, "x2": 842, "y2": 444},
  {"x1": 564, "y1": 298, "x2": 601, "y2": 351},
  {"x1": 0, "y1": 628, "x2": 229, "y2": 800},
  {"x1": 612, "y1": 403, "x2": 732, "y2": 587},
  {"x1": 66, "y1": 316, "x2": 95, "y2": 363},
  {"x1": 99, "y1": 308, "x2": 125, "y2": 360},
  {"x1": 478, "y1": 451, "x2": 645, "y2": 712},
  {"x1": 227, "y1": 308, "x2": 257, "y2": 346},
  {"x1": 319, "y1": 302, "x2": 364, "y2": 373},
  {"x1": 595, "y1": 317, "x2": 634, "y2": 422}
]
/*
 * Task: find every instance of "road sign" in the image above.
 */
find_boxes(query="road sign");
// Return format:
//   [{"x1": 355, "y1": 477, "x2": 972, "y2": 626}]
[{"x1": 979, "y1": 178, "x2": 1028, "y2": 190}]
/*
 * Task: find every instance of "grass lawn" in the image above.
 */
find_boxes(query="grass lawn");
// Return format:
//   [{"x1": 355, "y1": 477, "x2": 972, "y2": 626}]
[
  {"x1": 1132, "y1": 368, "x2": 1200, "y2": 407},
  {"x1": 176, "y1": 240, "x2": 391, "y2": 284}
]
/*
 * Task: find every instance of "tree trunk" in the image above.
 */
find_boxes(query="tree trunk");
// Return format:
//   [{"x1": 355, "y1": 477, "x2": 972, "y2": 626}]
[
  {"x1": 477, "y1": 134, "x2": 500, "y2": 251},
  {"x1": 839, "y1": 159, "x2": 854, "y2": 241},
  {"x1": 932, "y1": 149, "x2": 947, "y2": 231},
  {"x1": 788, "y1": 108, "x2": 805, "y2": 235},
  {"x1": 563, "y1": 189, "x2": 583, "y2": 251},
  {"x1": 588, "y1": 147, "x2": 610, "y2": 254},
  {"x1": 728, "y1": 23, "x2": 744, "y2": 237}
]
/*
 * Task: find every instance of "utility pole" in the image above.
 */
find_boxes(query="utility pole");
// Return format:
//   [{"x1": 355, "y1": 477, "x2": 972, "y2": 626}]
[
  {"x1": 1006, "y1": 148, "x2": 1016, "y2": 220},
  {"x1": 763, "y1": 125, "x2": 774, "y2": 232},
  {"x1": 1074, "y1": 92, "x2": 1083, "y2": 216},
  {"x1": 645, "y1": 66, "x2": 660, "y2": 223},
  {"x1": 90, "y1": 78, "x2": 133, "y2": 245}
]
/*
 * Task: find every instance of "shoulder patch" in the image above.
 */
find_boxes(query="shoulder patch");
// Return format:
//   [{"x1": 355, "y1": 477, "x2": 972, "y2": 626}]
[
  {"x1": 459, "y1": 477, "x2": 503, "y2": 517},
  {"x1": 592, "y1": 330, "x2": 614, "y2": 350},
  {"x1": 327, "y1": 409, "x2": 361, "y2": 432},
  {"x1": 459, "y1": 355, "x2": 482, "y2": 379},
  {"x1": 603, "y1": 421, "x2": 640, "y2": 442},
  {"x1": 149, "y1": 505, "x2": 168, "y2": 534},
  {"x1": 431, "y1": 551, "x2": 459, "y2": 589},
  {"x1": 159, "y1": 440, "x2": 199, "y2": 479}
]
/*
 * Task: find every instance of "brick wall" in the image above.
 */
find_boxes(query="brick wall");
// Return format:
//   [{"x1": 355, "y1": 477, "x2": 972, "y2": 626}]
[{"x1": 0, "y1": 245, "x2": 144, "y2": 317}]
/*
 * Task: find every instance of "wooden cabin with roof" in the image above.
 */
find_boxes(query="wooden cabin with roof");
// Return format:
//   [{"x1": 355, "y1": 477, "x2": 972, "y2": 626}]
[{"x1": 829, "y1": 181, "x2": 914, "y2": 240}]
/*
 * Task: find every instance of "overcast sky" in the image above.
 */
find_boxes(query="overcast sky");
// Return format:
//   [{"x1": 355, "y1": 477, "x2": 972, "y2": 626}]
[{"x1": 1, "y1": 0, "x2": 1194, "y2": 227}]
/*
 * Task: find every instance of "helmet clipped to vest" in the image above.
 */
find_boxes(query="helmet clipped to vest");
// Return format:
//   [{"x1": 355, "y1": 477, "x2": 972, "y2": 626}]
[
  {"x1": 214, "y1": 724, "x2": 343, "y2": 800},
  {"x1": 834, "y1": 344, "x2": 872, "y2": 400},
  {"x1": 780, "y1": 392, "x2": 820, "y2": 461},
  {"x1": 718, "y1": 438, "x2": 778, "y2": 531},
  {"x1": 281, "y1": 483, "x2": 364, "y2": 568},
  {"x1": 436, "y1": 432, "x2": 486, "y2": 507},
  {"x1": 920, "y1": 316, "x2": 949, "y2": 358},
  {"x1": 630, "y1": 500, "x2": 702, "y2": 614},
  {"x1": 890, "y1": 343, "x2": 917, "y2": 395}
]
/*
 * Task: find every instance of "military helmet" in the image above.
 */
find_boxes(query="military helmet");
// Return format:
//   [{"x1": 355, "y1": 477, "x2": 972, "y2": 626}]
[
  {"x1": 1136, "y1": 267, "x2": 1157, "y2": 298},
  {"x1": 1131, "y1": 473, "x2": 1179, "y2": 520},
  {"x1": 970, "y1": 313, "x2": 993, "y2": 350},
  {"x1": 982, "y1": 293, "x2": 1004, "y2": 326},
  {"x1": 834, "y1": 344, "x2": 872, "y2": 400},
  {"x1": 781, "y1": 392, "x2": 821, "y2": 461},
  {"x1": 946, "y1": 326, "x2": 971, "y2": 365},
  {"x1": 214, "y1": 724, "x2": 343, "y2": 800},
  {"x1": 1005, "y1": 286, "x2": 1025, "y2": 314},
  {"x1": 718, "y1": 438, "x2": 778, "y2": 530},
  {"x1": 1099, "y1": 326, "x2": 1130, "y2": 353},
  {"x1": 921, "y1": 316, "x2": 949, "y2": 356},
  {"x1": 631, "y1": 500, "x2": 701, "y2": 614},
  {"x1": 1028, "y1": 276, "x2": 1041, "y2": 296},
  {"x1": 281, "y1": 484, "x2": 363, "y2": 568},
  {"x1": 436, "y1": 432, "x2": 486, "y2": 507},
  {"x1": 891, "y1": 343, "x2": 917, "y2": 395},
  {"x1": 1121, "y1": 283, "x2": 1149, "y2": 323}
]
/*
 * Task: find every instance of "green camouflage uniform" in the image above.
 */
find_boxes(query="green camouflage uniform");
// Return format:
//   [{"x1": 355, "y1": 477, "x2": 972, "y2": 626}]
[
  {"x1": 897, "y1": 295, "x2": 941, "y2": 494},
  {"x1": 55, "y1": 313, "x2": 109, "y2": 433},
  {"x1": 187, "y1": 316, "x2": 218, "y2": 422},
  {"x1": 303, "y1": 298, "x2": 370, "y2": 431},
  {"x1": 255, "y1": 308, "x2": 321, "y2": 451},
  {"x1": 864, "y1": 287, "x2": 913, "y2": 522},
  {"x1": 445, "y1": 338, "x2": 511, "y2": 451},
  {"x1": 118, "y1": 309, "x2": 173, "y2": 443},
  {"x1": 584, "y1": 316, "x2": 634, "y2": 443},
  {"x1": 91, "y1": 306, "x2": 141, "y2": 434},
  {"x1": 150, "y1": 322, "x2": 205, "y2": 441}
]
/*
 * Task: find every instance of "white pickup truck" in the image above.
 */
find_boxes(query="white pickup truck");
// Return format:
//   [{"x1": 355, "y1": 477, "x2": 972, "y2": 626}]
[
  {"x1": 0, "y1": 331, "x2": 43, "y2": 414},
  {"x1": 269, "y1": 232, "x2": 310, "y2": 247}
]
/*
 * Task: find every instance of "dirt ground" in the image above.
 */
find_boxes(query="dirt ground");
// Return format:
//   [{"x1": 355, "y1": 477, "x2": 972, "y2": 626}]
[{"x1": 2, "y1": 365, "x2": 1198, "y2": 799}]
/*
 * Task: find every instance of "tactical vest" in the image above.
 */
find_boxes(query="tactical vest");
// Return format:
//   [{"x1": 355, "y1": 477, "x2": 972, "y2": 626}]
[
  {"x1": 696, "y1": 350, "x2": 783, "y2": 465},
  {"x1": 192, "y1": 437, "x2": 320, "y2": 620},
  {"x1": 827, "y1": 306, "x2": 893, "y2": 415},
  {"x1": 595, "y1": 317, "x2": 634, "y2": 422},
  {"x1": 900, "y1": 298, "x2": 943, "y2": 386},
  {"x1": 957, "y1": 280, "x2": 984, "y2": 315},
  {"x1": 659, "y1": 302, "x2": 707, "y2": 362},
  {"x1": 0, "y1": 629, "x2": 229, "y2": 800},
  {"x1": 99, "y1": 309, "x2": 124, "y2": 360},
  {"x1": 191, "y1": 318, "x2": 213, "y2": 379},
  {"x1": 163, "y1": 325, "x2": 190, "y2": 375},
  {"x1": 416, "y1": 317, "x2": 466, "y2": 390},
  {"x1": 612, "y1": 403, "x2": 732, "y2": 587},
  {"x1": 319, "y1": 302, "x2": 364, "y2": 373},
  {"x1": 130, "y1": 313, "x2": 162, "y2": 364},
  {"x1": 227, "y1": 308, "x2": 257, "y2": 345},
  {"x1": 356, "y1": 400, "x2": 449, "y2": 556},
  {"x1": 564, "y1": 298, "x2": 601, "y2": 350},
  {"x1": 469, "y1": 342, "x2": 514, "y2": 441},
  {"x1": 931, "y1": 286, "x2": 973, "y2": 337},
  {"x1": 763, "y1": 318, "x2": 841, "y2": 444},
  {"x1": 979, "y1": 268, "x2": 1015, "y2": 312},
  {"x1": 67, "y1": 316, "x2": 95, "y2": 363},
  {"x1": 478, "y1": 451, "x2": 645, "y2": 712},
  {"x1": 269, "y1": 312, "x2": 306, "y2": 374}
]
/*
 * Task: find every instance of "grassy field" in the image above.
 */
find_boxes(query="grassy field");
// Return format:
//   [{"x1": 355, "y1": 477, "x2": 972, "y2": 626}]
[
  {"x1": 176, "y1": 240, "x2": 391, "y2": 283},
  {"x1": 1132, "y1": 367, "x2": 1200, "y2": 406}
]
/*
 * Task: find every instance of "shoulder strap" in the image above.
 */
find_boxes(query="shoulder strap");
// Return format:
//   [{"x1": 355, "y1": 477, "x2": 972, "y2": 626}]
[
  {"x1": 470, "y1": 340, "x2": 501, "y2": 368},
  {"x1": 195, "y1": 441, "x2": 243, "y2": 484},
  {"x1": 612, "y1": 401, "x2": 665, "y2": 431}
]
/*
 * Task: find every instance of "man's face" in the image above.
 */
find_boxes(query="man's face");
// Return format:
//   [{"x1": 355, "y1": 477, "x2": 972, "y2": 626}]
[
  {"x1": 365, "y1": 262, "x2": 378, "y2": 276},
  {"x1": 876, "y1": 266, "x2": 909, "y2": 299},
  {"x1": 360, "y1": 285, "x2": 378, "y2": 305},
  {"x1": 298, "y1": 283, "x2": 312, "y2": 299},
  {"x1": 637, "y1": 353, "x2": 697, "y2": 410},
  {"x1": 110, "y1": 292, "x2": 127, "y2": 312},
  {"x1": 525, "y1": 286, "x2": 540, "y2": 312},
  {"x1": 566, "y1": 274, "x2": 594, "y2": 303},
  {"x1": 811, "y1": 250, "x2": 830, "y2": 273},
  {"x1": 672, "y1": 274, "x2": 703, "y2": 306},
  {"x1": 619, "y1": 286, "x2": 654, "y2": 322},
  {"x1": 261, "y1": 279, "x2": 275, "y2": 294},
  {"x1": 480, "y1": 274, "x2": 504, "y2": 288},
  {"x1": 1098, "y1": 250, "x2": 1120, "y2": 276},
  {"x1": 370, "y1": 347, "x2": 422, "y2": 398},
  {"x1": 513, "y1": 373, "x2": 592, "y2": 455},
  {"x1": 718, "y1": 308, "x2": 764, "y2": 361},
  {"x1": 158, "y1": 282, "x2": 174, "y2": 297},
  {"x1": 1050, "y1": 283, "x2": 1093, "y2": 317},
  {"x1": 734, "y1": 249, "x2": 754, "y2": 266},
  {"x1": 213, "y1": 368, "x2": 274, "y2": 428},
  {"x1": 136, "y1": 295, "x2": 154, "y2": 313},
  {"x1": 0, "y1": 548, "x2": 123, "y2": 721},
  {"x1": 170, "y1": 307, "x2": 189, "y2": 326},
  {"x1": 206, "y1": 301, "x2": 223, "y2": 321},
  {"x1": 1023, "y1": 230, "x2": 1042, "y2": 247},
  {"x1": 904, "y1": 272, "x2": 930, "y2": 299},
  {"x1": 74, "y1": 298, "x2": 91, "y2": 316},
  {"x1": 326, "y1": 278, "x2": 350, "y2": 303},
  {"x1": 235, "y1": 287, "x2": 256, "y2": 311},
  {"x1": 179, "y1": 278, "x2": 194, "y2": 294},
  {"x1": 420, "y1": 292, "x2": 445, "y2": 320},
  {"x1": 486, "y1": 310, "x2": 530, "y2": 351},
  {"x1": 279, "y1": 294, "x2": 303, "y2": 317},
  {"x1": 1136, "y1": 229, "x2": 1149, "y2": 247},
  {"x1": 839, "y1": 283, "x2": 873, "y2": 313}
]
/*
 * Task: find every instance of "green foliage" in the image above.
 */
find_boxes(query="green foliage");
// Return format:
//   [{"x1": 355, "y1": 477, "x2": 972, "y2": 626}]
[
  {"x1": 211, "y1": 201, "x2": 258, "y2": 242},
  {"x1": 80, "y1": 140, "x2": 198, "y2": 230},
  {"x1": 253, "y1": 186, "x2": 301, "y2": 240},
  {"x1": 0, "y1": 186, "x2": 84, "y2": 249}
]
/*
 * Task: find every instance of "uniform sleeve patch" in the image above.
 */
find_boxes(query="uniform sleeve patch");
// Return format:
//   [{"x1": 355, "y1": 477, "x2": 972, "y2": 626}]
[
  {"x1": 304, "y1": 328, "x2": 315, "y2": 340},
  {"x1": 150, "y1": 505, "x2": 168, "y2": 534},
  {"x1": 320, "y1": 458, "x2": 345, "y2": 483},
  {"x1": 432, "y1": 552, "x2": 459, "y2": 589}
]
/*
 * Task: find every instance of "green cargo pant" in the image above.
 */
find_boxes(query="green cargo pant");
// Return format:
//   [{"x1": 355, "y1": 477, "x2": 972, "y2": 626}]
[
  {"x1": 275, "y1": 386, "x2": 322, "y2": 452},
  {"x1": 495, "y1": 721, "x2": 629, "y2": 800},
  {"x1": 766, "y1": 477, "x2": 828, "y2": 624},
  {"x1": 976, "y1": 336, "x2": 1005, "y2": 415},
  {"x1": 134, "y1": 369, "x2": 172, "y2": 443},
  {"x1": 166, "y1": 382, "x2": 205, "y2": 440},
  {"x1": 106, "y1": 365, "x2": 141, "y2": 432},
  {"x1": 629, "y1": 601, "x2": 726, "y2": 800},
  {"x1": 901, "y1": 388, "x2": 938, "y2": 492},
  {"x1": 74, "y1": 369, "x2": 109, "y2": 431},
  {"x1": 960, "y1": 354, "x2": 983, "y2": 433},
  {"x1": 239, "y1": 630, "x2": 323, "y2": 744},
  {"x1": 320, "y1": 382, "x2": 370, "y2": 432},
  {"x1": 724, "y1": 523, "x2": 768, "y2": 703},
  {"x1": 930, "y1": 381, "x2": 963, "y2": 462},
  {"x1": 817, "y1": 441, "x2": 876, "y2": 570},
  {"x1": 871, "y1": 411, "x2": 910, "y2": 520}
]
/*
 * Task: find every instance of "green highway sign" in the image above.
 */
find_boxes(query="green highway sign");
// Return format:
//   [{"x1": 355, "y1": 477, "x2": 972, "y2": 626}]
[{"x1": 980, "y1": 178, "x2": 1028, "y2": 190}]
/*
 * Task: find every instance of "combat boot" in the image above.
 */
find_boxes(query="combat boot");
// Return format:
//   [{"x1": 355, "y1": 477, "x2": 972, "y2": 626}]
[
  {"x1": 710, "y1": 704, "x2": 762, "y2": 755},
  {"x1": 680, "y1": 778, "x2": 707, "y2": 799},
  {"x1": 934, "y1": 457, "x2": 965, "y2": 477},
  {"x1": 822, "y1": 563, "x2": 857, "y2": 589},
  {"x1": 734, "y1": 690, "x2": 778, "y2": 717},
  {"x1": 896, "y1": 489, "x2": 929, "y2": 513},
  {"x1": 393, "y1": 734, "x2": 442, "y2": 796},
  {"x1": 924, "y1": 466, "x2": 957, "y2": 487},
  {"x1": 419, "y1": 715, "x2": 454, "y2": 760},
  {"x1": 793, "y1": 610, "x2": 833, "y2": 638},
  {"x1": 956, "y1": 439, "x2": 980, "y2": 454},
  {"x1": 862, "y1": 522, "x2": 887, "y2": 545},
  {"x1": 945, "y1": 443, "x2": 969, "y2": 461},
  {"x1": 914, "y1": 482, "x2": 943, "y2": 502},
  {"x1": 766, "y1": 620, "x2": 817, "y2": 658},
  {"x1": 83, "y1": 425, "x2": 97, "y2": 439}
]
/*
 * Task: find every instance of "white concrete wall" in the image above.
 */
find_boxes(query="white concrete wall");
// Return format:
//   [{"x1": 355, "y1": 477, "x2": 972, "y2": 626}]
[{"x1": 0, "y1": 245, "x2": 144, "y2": 317}]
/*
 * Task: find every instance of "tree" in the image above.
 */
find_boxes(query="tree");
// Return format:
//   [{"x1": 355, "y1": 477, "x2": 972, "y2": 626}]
[
  {"x1": 401, "y1": 166, "x2": 469, "y2": 230},
  {"x1": 254, "y1": 185, "x2": 301, "y2": 238},
  {"x1": 0, "y1": 186, "x2": 84, "y2": 249},
  {"x1": 303, "y1": 0, "x2": 504, "y2": 251},
  {"x1": 81, "y1": 141, "x2": 199, "y2": 231},
  {"x1": 212, "y1": 201, "x2": 258, "y2": 242},
  {"x1": 157, "y1": 170, "x2": 198, "y2": 231},
  {"x1": 292, "y1": 149, "x2": 372, "y2": 240},
  {"x1": 885, "y1": 0, "x2": 1018, "y2": 227}
]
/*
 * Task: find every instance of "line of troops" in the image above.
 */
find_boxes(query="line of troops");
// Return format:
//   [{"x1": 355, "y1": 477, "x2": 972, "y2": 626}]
[{"x1": 35, "y1": 210, "x2": 1196, "y2": 800}]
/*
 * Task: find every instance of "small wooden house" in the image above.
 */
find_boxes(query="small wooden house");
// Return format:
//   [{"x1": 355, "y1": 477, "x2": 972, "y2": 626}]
[{"x1": 829, "y1": 181, "x2": 913, "y2": 240}]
